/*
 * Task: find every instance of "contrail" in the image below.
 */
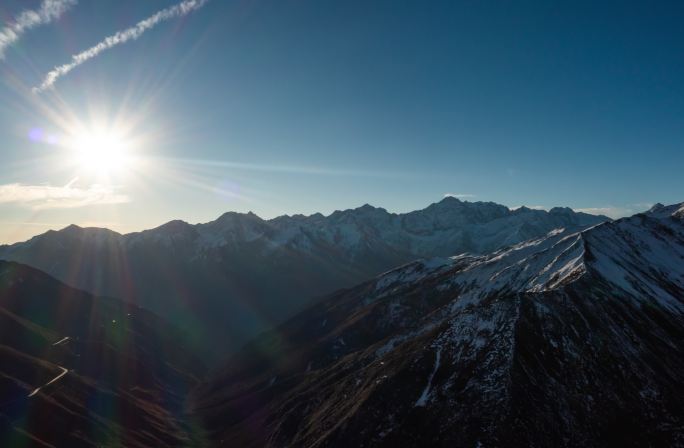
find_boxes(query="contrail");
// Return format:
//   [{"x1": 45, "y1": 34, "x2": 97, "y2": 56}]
[
  {"x1": 0, "y1": 0, "x2": 77, "y2": 60},
  {"x1": 34, "y1": 0, "x2": 208, "y2": 93}
]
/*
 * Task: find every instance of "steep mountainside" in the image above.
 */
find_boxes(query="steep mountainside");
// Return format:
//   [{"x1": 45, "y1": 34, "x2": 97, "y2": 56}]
[
  {"x1": 0, "y1": 261, "x2": 206, "y2": 447},
  {"x1": 192, "y1": 203, "x2": 684, "y2": 447},
  {"x1": 0, "y1": 198, "x2": 607, "y2": 361}
]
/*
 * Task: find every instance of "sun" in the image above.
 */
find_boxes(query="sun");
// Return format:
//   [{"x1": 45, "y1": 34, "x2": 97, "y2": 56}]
[{"x1": 68, "y1": 128, "x2": 134, "y2": 177}]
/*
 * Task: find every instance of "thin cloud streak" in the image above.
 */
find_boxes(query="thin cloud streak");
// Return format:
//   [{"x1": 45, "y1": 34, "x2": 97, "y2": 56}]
[
  {"x1": 0, "y1": 183, "x2": 129, "y2": 210},
  {"x1": 0, "y1": 0, "x2": 77, "y2": 59},
  {"x1": 34, "y1": 0, "x2": 208, "y2": 92},
  {"x1": 166, "y1": 157, "x2": 413, "y2": 179}
]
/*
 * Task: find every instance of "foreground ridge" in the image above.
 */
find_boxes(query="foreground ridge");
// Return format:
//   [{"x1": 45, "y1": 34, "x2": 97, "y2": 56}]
[{"x1": 193, "y1": 202, "x2": 684, "y2": 447}]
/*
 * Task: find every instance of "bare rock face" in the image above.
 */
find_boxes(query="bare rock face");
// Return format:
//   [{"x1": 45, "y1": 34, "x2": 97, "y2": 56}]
[{"x1": 192, "y1": 203, "x2": 684, "y2": 447}]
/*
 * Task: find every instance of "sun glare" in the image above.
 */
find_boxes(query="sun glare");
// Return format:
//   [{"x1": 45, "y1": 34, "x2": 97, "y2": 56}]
[{"x1": 68, "y1": 128, "x2": 135, "y2": 177}]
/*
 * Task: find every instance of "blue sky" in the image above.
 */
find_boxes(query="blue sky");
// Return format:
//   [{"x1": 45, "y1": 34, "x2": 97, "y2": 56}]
[{"x1": 0, "y1": 0, "x2": 682, "y2": 243}]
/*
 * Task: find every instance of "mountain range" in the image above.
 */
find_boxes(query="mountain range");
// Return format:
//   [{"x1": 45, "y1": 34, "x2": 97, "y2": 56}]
[
  {"x1": 191, "y1": 202, "x2": 684, "y2": 447},
  {"x1": 0, "y1": 198, "x2": 607, "y2": 362}
]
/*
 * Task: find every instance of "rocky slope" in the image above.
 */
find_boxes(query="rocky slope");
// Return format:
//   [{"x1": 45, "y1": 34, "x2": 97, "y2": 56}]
[
  {"x1": 0, "y1": 198, "x2": 606, "y2": 361},
  {"x1": 192, "y1": 203, "x2": 684, "y2": 447},
  {"x1": 0, "y1": 261, "x2": 206, "y2": 447}
]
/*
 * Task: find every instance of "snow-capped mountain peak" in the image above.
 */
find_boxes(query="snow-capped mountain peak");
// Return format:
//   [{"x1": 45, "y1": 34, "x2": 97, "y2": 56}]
[{"x1": 373, "y1": 201, "x2": 684, "y2": 315}]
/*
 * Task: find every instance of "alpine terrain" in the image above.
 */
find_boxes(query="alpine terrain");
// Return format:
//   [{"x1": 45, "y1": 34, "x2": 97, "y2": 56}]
[
  {"x1": 0, "y1": 198, "x2": 607, "y2": 361},
  {"x1": 192, "y1": 202, "x2": 684, "y2": 447}
]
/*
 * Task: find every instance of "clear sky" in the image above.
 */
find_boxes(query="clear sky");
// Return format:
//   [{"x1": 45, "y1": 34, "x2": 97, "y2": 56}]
[{"x1": 0, "y1": 0, "x2": 682, "y2": 244}]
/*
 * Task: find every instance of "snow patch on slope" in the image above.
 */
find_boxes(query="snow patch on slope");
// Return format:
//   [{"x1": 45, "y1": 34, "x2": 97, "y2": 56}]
[{"x1": 415, "y1": 348, "x2": 441, "y2": 407}]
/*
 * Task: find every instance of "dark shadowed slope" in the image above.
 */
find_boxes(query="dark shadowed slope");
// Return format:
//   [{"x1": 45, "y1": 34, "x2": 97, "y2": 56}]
[
  {"x1": 192, "y1": 202, "x2": 684, "y2": 448},
  {"x1": 0, "y1": 198, "x2": 607, "y2": 362},
  {"x1": 0, "y1": 261, "x2": 206, "y2": 447}
]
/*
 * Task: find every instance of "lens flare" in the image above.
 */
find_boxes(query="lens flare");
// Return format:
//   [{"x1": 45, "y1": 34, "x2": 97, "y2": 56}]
[{"x1": 67, "y1": 128, "x2": 134, "y2": 177}]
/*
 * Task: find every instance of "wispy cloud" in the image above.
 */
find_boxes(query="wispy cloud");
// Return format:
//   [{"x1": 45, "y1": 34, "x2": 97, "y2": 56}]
[
  {"x1": 34, "y1": 0, "x2": 209, "y2": 92},
  {"x1": 573, "y1": 204, "x2": 653, "y2": 219},
  {"x1": 444, "y1": 193, "x2": 476, "y2": 199},
  {"x1": 0, "y1": 0, "x2": 77, "y2": 59},
  {"x1": 0, "y1": 183, "x2": 129, "y2": 209}
]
